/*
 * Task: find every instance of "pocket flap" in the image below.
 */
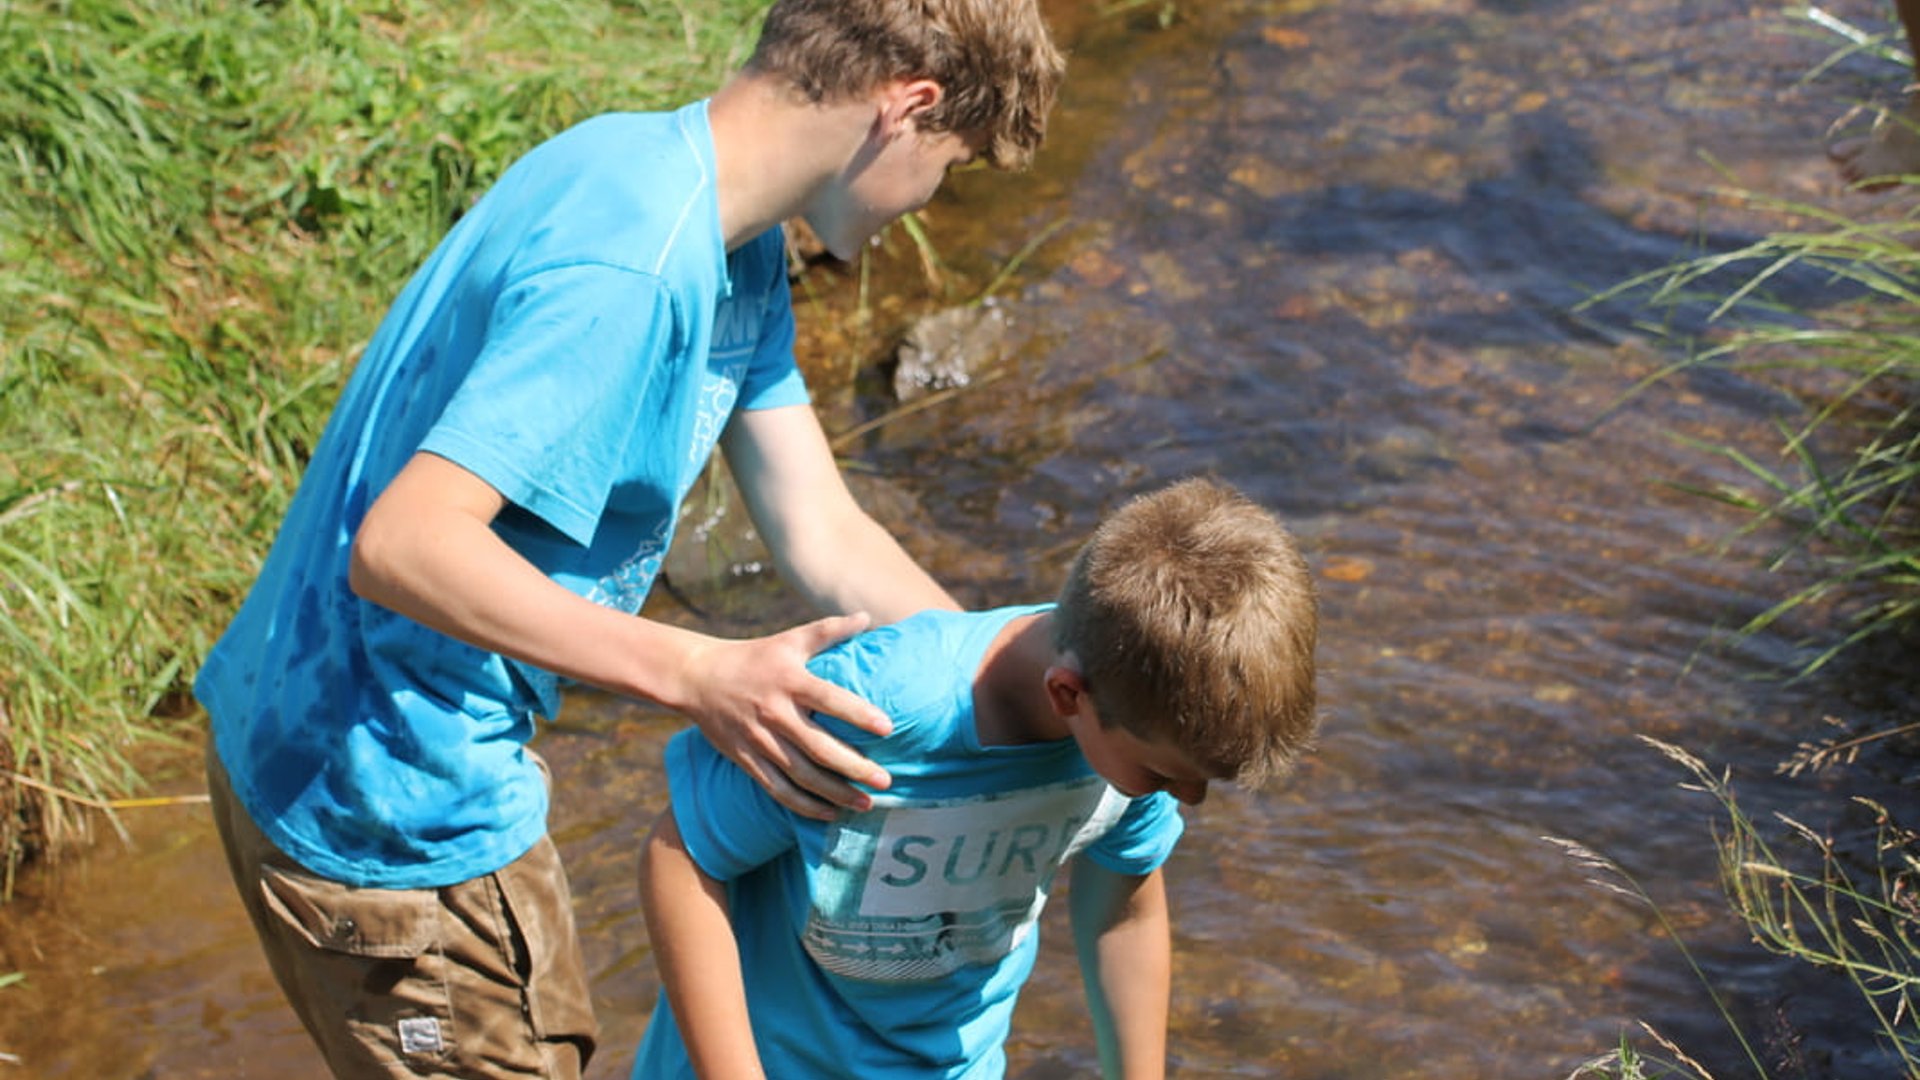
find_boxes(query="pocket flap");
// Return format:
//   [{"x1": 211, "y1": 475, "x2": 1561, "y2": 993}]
[{"x1": 259, "y1": 864, "x2": 439, "y2": 958}]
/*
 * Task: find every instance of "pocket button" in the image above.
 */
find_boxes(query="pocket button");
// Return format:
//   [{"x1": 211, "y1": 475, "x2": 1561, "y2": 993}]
[{"x1": 331, "y1": 917, "x2": 358, "y2": 944}]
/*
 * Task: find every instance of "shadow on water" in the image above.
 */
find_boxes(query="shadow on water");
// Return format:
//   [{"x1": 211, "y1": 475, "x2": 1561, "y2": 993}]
[
  {"x1": 837, "y1": 1, "x2": 1920, "y2": 1075},
  {"x1": 2, "y1": 0, "x2": 1918, "y2": 1078},
  {"x1": 1256, "y1": 110, "x2": 1871, "y2": 349}
]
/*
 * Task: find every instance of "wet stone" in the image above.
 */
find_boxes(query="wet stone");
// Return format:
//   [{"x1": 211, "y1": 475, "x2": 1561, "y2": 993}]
[{"x1": 891, "y1": 303, "x2": 1011, "y2": 403}]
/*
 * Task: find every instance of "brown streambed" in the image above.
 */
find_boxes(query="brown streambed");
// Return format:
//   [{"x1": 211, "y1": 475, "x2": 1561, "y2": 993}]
[{"x1": 4, "y1": 0, "x2": 1919, "y2": 1076}]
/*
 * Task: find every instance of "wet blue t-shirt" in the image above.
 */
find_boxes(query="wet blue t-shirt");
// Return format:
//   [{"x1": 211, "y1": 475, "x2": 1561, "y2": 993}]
[
  {"x1": 631, "y1": 606, "x2": 1185, "y2": 1079},
  {"x1": 194, "y1": 101, "x2": 809, "y2": 888}
]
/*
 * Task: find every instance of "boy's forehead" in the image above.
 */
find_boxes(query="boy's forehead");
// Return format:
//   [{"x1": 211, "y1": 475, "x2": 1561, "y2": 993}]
[{"x1": 1118, "y1": 726, "x2": 1227, "y2": 781}]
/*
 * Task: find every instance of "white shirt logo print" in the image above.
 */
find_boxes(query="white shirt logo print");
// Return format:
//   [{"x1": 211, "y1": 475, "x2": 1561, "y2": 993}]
[
  {"x1": 693, "y1": 285, "x2": 760, "y2": 461},
  {"x1": 803, "y1": 780, "x2": 1127, "y2": 982},
  {"x1": 584, "y1": 516, "x2": 672, "y2": 614},
  {"x1": 588, "y1": 301, "x2": 754, "y2": 611},
  {"x1": 688, "y1": 369, "x2": 738, "y2": 464}
]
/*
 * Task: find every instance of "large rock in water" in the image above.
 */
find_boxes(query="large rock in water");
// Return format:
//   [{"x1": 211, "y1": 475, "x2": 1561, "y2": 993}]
[{"x1": 891, "y1": 303, "x2": 1010, "y2": 403}]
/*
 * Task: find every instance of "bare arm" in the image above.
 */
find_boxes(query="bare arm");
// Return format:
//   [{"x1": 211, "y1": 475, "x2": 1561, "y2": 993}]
[
  {"x1": 1070, "y1": 861, "x2": 1171, "y2": 1080},
  {"x1": 639, "y1": 810, "x2": 766, "y2": 1079},
  {"x1": 349, "y1": 450, "x2": 895, "y2": 816},
  {"x1": 722, "y1": 403, "x2": 958, "y2": 624}
]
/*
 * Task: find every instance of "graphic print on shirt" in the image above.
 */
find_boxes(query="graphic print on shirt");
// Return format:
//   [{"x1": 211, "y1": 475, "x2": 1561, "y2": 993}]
[
  {"x1": 694, "y1": 290, "x2": 762, "y2": 462},
  {"x1": 584, "y1": 287, "x2": 762, "y2": 615},
  {"x1": 584, "y1": 514, "x2": 675, "y2": 616},
  {"x1": 804, "y1": 778, "x2": 1128, "y2": 982}
]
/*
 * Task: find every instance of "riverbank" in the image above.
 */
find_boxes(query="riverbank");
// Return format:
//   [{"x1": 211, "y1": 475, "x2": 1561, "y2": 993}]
[
  {"x1": 0, "y1": 0, "x2": 791, "y2": 889},
  {"x1": 0, "y1": 0, "x2": 1057, "y2": 892}
]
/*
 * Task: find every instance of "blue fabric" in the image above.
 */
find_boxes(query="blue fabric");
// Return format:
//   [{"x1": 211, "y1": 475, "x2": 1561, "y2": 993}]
[
  {"x1": 194, "y1": 101, "x2": 809, "y2": 888},
  {"x1": 631, "y1": 606, "x2": 1185, "y2": 1079}
]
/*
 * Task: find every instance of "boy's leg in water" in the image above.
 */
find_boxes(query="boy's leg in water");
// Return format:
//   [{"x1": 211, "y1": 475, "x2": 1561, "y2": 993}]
[
  {"x1": 1829, "y1": 0, "x2": 1920, "y2": 188},
  {"x1": 206, "y1": 743, "x2": 598, "y2": 1079}
]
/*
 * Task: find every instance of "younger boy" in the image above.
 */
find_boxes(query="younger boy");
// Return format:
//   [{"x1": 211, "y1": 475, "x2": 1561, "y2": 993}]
[
  {"x1": 634, "y1": 478, "x2": 1321, "y2": 1079},
  {"x1": 195, "y1": 0, "x2": 1066, "y2": 1075}
]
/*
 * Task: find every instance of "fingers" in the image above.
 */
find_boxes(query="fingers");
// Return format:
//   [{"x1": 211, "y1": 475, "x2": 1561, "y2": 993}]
[
  {"x1": 798, "y1": 674, "x2": 892, "y2": 738},
  {"x1": 776, "y1": 613, "x2": 893, "y2": 740},
  {"x1": 785, "y1": 700, "x2": 892, "y2": 788},
  {"x1": 794, "y1": 610, "x2": 872, "y2": 652},
  {"x1": 734, "y1": 729, "x2": 878, "y2": 819},
  {"x1": 685, "y1": 613, "x2": 900, "y2": 819},
  {"x1": 733, "y1": 746, "x2": 840, "y2": 821}
]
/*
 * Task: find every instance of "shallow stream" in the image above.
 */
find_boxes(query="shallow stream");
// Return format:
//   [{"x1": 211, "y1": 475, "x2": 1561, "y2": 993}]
[{"x1": 3, "y1": 1, "x2": 1918, "y2": 1076}]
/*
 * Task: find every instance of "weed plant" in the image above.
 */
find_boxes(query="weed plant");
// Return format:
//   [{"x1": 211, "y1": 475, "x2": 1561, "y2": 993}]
[
  {"x1": 1563, "y1": 10, "x2": 1920, "y2": 1067},
  {"x1": 1558, "y1": 738, "x2": 1920, "y2": 1080},
  {"x1": 1568, "y1": 121, "x2": 1920, "y2": 1080},
  {"x1": 0, "y1": 0, "x2": 765, "y2": 892},
  {"x1": 1590, "y1": 187, "x2": 1920, "y2": 676},
  {"x1": 1574, "y1": 241, "x2": 1920, "y2": 1072}
]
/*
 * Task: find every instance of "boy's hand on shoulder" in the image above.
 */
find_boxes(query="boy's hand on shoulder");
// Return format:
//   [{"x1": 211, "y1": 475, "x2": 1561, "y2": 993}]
[{"x1": 678, "y1": 612, "x2": 895, "y2": 820}]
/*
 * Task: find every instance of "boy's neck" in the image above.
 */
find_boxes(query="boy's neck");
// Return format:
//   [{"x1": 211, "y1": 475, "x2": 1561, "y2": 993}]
[
  {"x1": 973, "y1": 612, "x2": 1071, "y2": 747},
  {"x1": 706, "y1": 72, "x2": 873, "y2": 251}
]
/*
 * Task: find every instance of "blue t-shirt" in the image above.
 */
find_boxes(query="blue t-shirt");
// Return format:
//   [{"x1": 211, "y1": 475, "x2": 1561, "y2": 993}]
[
  {"x1": 631, "y1": 606, "x2": 1186, "y2": 1080},
  {"x1": 194, "y1": 101, "x2": 810, "y2": 888}
]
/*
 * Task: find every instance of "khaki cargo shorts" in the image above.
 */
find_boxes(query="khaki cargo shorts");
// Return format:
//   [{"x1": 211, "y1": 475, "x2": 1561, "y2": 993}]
[{"x1": 206, "y1": 742, "x2": 599, "y2": 1079}]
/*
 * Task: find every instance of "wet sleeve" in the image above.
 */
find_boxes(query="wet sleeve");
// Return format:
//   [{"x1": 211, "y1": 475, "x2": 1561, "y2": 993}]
[
  {"x1": 663, "y1": 728, "x2": 797, "y2": 881},
  {"x1": 1082, "y1": 791, "x2": 1184, "y2": 876},
  {"x1": 420, "y1": 263, "x2": 680, "y2": 548}
]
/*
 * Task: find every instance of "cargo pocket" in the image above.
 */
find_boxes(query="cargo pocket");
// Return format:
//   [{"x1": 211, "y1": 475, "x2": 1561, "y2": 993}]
[
  {"x1": 493, "y1": 836, "x2": 599, "y2": 1065},
  {"x1": 257, "y1": 863, "x2": 454, "y2": 1069}
]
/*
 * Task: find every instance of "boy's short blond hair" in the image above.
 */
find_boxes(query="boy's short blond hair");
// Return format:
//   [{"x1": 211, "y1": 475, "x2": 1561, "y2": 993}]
[
  {"x1": 746, "y1": 0, "x2": 1066, "y2": 170},
  {"x1": 1052, "y1": 478, "x2": 1320, "y2": 787}
]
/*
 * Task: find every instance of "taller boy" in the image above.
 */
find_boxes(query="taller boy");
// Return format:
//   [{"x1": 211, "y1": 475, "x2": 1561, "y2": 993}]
[{"x1": 193, "y1": 2, "x2": 1067, "y2": 1076}]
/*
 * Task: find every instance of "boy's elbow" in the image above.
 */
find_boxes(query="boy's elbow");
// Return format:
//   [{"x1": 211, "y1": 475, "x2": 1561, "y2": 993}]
[
  {"x1": 347, "y1": 509, "x2": 403, "y2": 604},
  {"x1": 347, "y1": 533, "x2": 376, "y2": 601},
  {"x1": 638, "y1": 812, "x2": 681, "y2": 895}
]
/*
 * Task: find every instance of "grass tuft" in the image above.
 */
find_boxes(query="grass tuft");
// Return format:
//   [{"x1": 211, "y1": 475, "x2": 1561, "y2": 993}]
[
  {"x1": 0, "y1": 0, "x2": 765, "y2": 892},
  {"x1": 1567, "y1": 8, "x2": 1920, "y2": 1065}
]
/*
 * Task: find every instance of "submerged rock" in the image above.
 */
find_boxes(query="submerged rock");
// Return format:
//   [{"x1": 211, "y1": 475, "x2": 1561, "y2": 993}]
[{"x1": 891, "y1": 303, "x2": 1011, "y2": 403}]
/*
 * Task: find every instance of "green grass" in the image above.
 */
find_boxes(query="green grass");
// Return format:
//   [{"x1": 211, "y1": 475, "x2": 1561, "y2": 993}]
[
  {"x1": 1573, "y1": 223, "x2": 1920, "y2": 1077},
  {"x1": 1562, "y1": 11, "x2": 1920, "y2": 1067},
  {"x1": 0, "y1": 0, "x2": 767, "y2": 892},
  {"x1": 1560, "y1": 738, "x2": 1920, "y2": 1080},
  {"x1": 1585, "y1": 183, "x2": 1920, "y2": 680},
  {"x1": 1568, "y1": 95, "x2": 1920, "y2": 1080},
  {"x1": 1581, "y1": 3, "x2": 1920, "y2": 683}
]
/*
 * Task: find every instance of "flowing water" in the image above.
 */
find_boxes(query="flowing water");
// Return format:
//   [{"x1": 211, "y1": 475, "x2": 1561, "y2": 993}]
[{"x1": 4, "y1": 1, "x2": 1918, "y2": 1076}]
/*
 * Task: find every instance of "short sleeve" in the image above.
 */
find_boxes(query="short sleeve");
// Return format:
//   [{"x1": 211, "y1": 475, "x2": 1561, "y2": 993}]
[
  {"x1": 733, "y1": 229, "x2": 808, "y2": 412},
  {"x1": 798, "y1": 623, "x2": 947, "y2": 768},
  {"x1": 1082, "y1": 791, "x2": 1184, "y2": 875},
  {"x1": 664, "y1": 728, "x2": 797, "y2": 880},
  {"x1": 801, "y1": 635, "x2": 883, "y2": 742},
  {"x1": 421, "y1": 263, "x2": 679, "y2": 547}
]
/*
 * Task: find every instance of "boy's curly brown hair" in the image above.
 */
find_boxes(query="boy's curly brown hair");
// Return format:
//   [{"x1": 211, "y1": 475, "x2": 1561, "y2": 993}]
[
  {"x1": 746, "y1": 0, "x2": 1066, "y2": 170},
  {"x1": 1052, "y1": 478, "x2": 1321, "y2": 787}
]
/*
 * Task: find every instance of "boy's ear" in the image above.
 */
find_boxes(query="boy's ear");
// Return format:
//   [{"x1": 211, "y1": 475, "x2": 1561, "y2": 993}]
[
  {"x1": 878, "y1": 77, "x2": 945, "y2": 137},
  {"x1": 1042, "y1": 665, "x2": 1087, "y2": 720}
]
